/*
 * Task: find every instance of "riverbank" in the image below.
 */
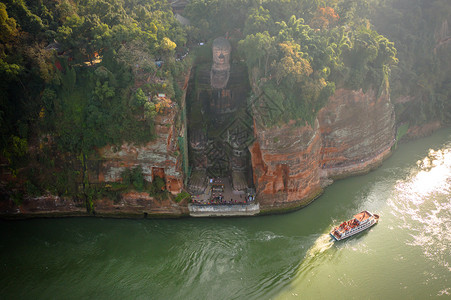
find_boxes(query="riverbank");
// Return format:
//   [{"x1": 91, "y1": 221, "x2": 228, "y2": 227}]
[
  {"x1": 0, "y1": 144, "x2": 405, "y2": 220},
  {"x1": 1, "y1": 125, "x2": 448, "y2": 220},
  {"x1": 0, "y1": 192, "x2": 190, "y2": 220}
]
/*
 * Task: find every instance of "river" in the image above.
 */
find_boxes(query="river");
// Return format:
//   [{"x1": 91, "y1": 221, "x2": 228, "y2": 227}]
[{"x1": 1, "y1": 128, "x2": 450, "y2": 299}]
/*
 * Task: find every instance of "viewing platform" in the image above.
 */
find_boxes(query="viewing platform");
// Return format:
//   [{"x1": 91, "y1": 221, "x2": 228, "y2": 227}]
[
  {"x1": 188, "y1": 203, "x2": 260, "y2": 217},
  {"x1": 187, "y1": 176, "x2": 258, "y2": 217}
]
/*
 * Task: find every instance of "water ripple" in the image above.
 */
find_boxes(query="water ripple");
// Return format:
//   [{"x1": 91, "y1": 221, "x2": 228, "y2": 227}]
[{"x1": 389, "y1": 146, "x2": 451, "y2": 273}]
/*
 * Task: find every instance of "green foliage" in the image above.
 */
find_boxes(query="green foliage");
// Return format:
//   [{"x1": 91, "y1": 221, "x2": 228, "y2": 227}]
[
  {"x1": 175, "y1": 191, "x2": 191, "y2": 203},
  {"x1": 149, "y1": 176, "x2": 165, "y2": 196},
  {"x1": 244, "y1": 6, "x2": 274, "y2": 36},
  {"x1": 160, "y1": 37, "x2": 177, "y2": 52},
  {"x1": 396, "y1": 123, "x2": 409, "y2": 142},
  {"x1": 102, "y1": 183, "x2": 126, "y2": 203},
  {"x1": 3, "y1": 0, "x2": 44, "y2": 34},
  {"x1": 368, "y1": 0, "x2": 451, "y2": 126},
  {"x1": 0, "y1": 0, "x2": 187, "y2": 165},
  {"x1": 22, "y1": 146, "x2": 80, "y2": 198},
  {"x1": 2, "y1": 135, "x2": 28, "y2": 175},
  {"x1": 184, "y1": 0, "x2": 251, "y2": 41},
  {"x1": 121, "y1": 166, "x2": 145, "y2": 191},
  {"x1": 339, "y1": 26, "x2": 397, "y2": 91},
  {"x1": 10, "y1": 135, "x2": 27, "y2": 158},
  {"x1": 46, "y1": 60, "x2": 157, "y2": 154},
  {"x1": 238, "y1": 14, "x2": 338, "y2": 125},
  {"x1": 94, "y1": 81, "x2": 115, "y2": 101},
  {"x1": 238, "y1": 31, "x2": 275, "y2": 75},
  {"x1": 0, "y1": 3, "x2": 18, "y2": 39},
  {"x1": 133, "y1": 88, "x2": 147, "y2": 107},
  {"x1": 0, "y1": 59, "x2": 21, "y2": 77},
  {"x1": 233, "y1": 1, "x2": 397, "y2": 126},
  {"x1": 143, "y1": 101, "x2": 157, "y2": 119},
  {"x1": 11, "y1": 190, "x2": 23, "y2": 206},
  {"x1": 60, "y1": 65, "x2": 77, "y2": 92},
  {"x1": 24, "y1": 180, "x2": 41, "y2": 197}
]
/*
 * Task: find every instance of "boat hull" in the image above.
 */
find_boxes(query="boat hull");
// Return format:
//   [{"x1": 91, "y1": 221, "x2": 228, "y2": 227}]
[{"x1": 330, "y1": 212, "x2": 379, "y2": 241}]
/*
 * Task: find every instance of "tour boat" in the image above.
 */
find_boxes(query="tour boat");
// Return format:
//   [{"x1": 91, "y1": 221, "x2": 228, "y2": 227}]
[{"x1": 330, "y1": 210, "x2": 379, "y2": 241}]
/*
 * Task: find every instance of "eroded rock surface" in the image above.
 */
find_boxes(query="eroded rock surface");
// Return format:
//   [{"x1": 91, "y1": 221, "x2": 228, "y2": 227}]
[
  {"x1": 94, "y1": 192, "x2": 189, "y2": 217},
  {"x1": 318, "y1": 88, "x2": 396, "y2": 179},
  {"x1": 98, "y1": 104, "x2": 184, "y2": 195},
  {"x1": 250, "y1": 119, "x2": 322, "y2": 210},
  {"x1": 251, "y1": 88, "x2": 396, "y2": 211}
]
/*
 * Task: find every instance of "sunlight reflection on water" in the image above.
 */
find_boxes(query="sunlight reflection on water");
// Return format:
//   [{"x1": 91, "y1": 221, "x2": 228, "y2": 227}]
[
  {"x1": 388, "y1": 146, "x2": 451, "y2": 272},
  {"x1": 280, "y1": 141, "x2": 451, "y2": 299}
]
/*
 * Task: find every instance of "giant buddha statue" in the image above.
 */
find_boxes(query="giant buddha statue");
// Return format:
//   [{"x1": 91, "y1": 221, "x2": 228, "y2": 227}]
[{"x1": 186, "y1": 36, "x2": 252, "y2": 183}]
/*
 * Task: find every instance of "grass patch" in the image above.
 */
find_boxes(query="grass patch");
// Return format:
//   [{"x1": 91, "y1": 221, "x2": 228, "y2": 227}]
[
  {"x1": 396, "y1": 123, "x2": 409, "y2": 142},
  {"x1": 175, "y1": 191, "x2": 191, "y2": 203}
]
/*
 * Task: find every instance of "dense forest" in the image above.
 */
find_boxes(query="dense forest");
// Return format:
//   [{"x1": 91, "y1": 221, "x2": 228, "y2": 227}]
[
  {"x1": 0, "y1": 0, "x2": 190, "y2": 201},
  {"x1": 186, "y1": 0, "x2": 398, "y2": 125},
  {"x1": 0, "y1": 0, "x2": 450, "y2": 204},
  {"x1": 184, "y1": 0, "x2": 450, "y2": 127}
]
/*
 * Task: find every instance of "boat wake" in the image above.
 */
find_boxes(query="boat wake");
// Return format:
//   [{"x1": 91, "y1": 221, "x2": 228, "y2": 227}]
[
  {"x1": 305, "y1": 234, "x2": 335, "y2": 258},
  {"x1": 286, "y1": 233, "x2": 334, "y2": 283}
]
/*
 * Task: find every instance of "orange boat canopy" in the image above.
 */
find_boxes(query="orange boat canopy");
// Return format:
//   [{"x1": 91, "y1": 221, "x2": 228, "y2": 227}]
[{"x1": 353, "y1": 211, "x2": 371, "y2": 222}]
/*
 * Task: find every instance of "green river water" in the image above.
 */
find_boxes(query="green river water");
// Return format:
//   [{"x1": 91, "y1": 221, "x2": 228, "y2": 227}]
[{"x1": 1, "y1": 128, "x2": 450, "y2": 299}]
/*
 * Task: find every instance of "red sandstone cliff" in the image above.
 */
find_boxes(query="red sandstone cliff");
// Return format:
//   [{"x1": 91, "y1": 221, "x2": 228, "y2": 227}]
[
  {"x1": 251, "y1": 88, "x2": 396, "y2": 211},
  {"x1": 250, "y1": 119, "x2": 322, "y2": 211},
  {"x1": 0, "y1": 75, "x2": 397, "y2": 217},
  {"x1": 318, "y1": 88, "x2": 396, "y2": 179},
  {"x1": 97, "y1": 104, "x2": 184, "y2": 196}
]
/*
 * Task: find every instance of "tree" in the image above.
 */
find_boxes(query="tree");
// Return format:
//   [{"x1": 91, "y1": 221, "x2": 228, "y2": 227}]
[
  {"x1": 0, "y1": 3, "x2": 18, "y2": 41},
  {"x1": 94, "y1": 80, "x2": 115, "y2": 102},
  {"x1": 310, "y1": 6, "x2": 339, "y2": 29},
  {"x1": 133, "y1": 88, "x2": 147, "y2": 107},
  {"x1": 143, "y1": 101, "x2": 156, "y2": 119},
  {"x1": 273, "y1": 41, "x2": 313, "y2": 85},
  {"x1": 238, "y1": 31, "x2": 275, "y2": 76},
  {"x1": 244, "y1": 6, "x2": 273, "y2": 36},
  {"x1": 0, "y1": 3, "x2": 21, "y2": 78}
]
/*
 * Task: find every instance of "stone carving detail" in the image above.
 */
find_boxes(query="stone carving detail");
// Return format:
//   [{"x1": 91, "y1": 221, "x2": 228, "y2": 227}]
[{"x1": 187, "y1": 36, "x2": 253, "y2": 192}]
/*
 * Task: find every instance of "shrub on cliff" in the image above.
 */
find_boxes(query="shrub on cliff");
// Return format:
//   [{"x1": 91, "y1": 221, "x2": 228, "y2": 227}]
[
  {"x1": 175, "y1": 191, "x2": 191, "y2": 203},
  {"x1": 121, "y1": 166, "x2": 145, "y2": 192},
  {"x1": 149, "y1": 176, "x2": 166, "y2": 196}
]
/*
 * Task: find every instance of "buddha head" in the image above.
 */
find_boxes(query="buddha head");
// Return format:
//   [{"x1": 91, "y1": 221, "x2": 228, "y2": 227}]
[
  {"x1": 211, "y1": 37, "x2": 231, "y2": 89},
  {"x1": 212, "y1": 37, "x2": 231, "y2": 71}
]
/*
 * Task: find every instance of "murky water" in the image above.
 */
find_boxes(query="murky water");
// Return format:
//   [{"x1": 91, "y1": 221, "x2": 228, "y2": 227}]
[{"x1": 1, "y1": 129, "x2": 450, "y2": 299}]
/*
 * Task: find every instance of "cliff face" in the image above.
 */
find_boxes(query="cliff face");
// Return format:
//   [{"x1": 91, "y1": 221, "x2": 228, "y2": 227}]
[
  {"x1": 250, "y1": 119, "x2": 322, "y2": 210},
  {"x1": 0, "y1": 76, "x2": 397, "y2": 218},
  {"x1": 393, "y1": 19, "x2": 450, "y2": 139},
  {"x1": 98, "y1": 105, "x2": 184, "y2": 195},
  {"x1": 0, "y1": 76, "x2": 190, "y2": 218},
  {"x1": 318, "y1": 88, "x2": 396, "y2": 179},
  {"x1": 251, "y1": 88, "x2": 396, "y2": 210},
  {"x1": 94, "y1": 191, "x2": 189, "y2": 217}
]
